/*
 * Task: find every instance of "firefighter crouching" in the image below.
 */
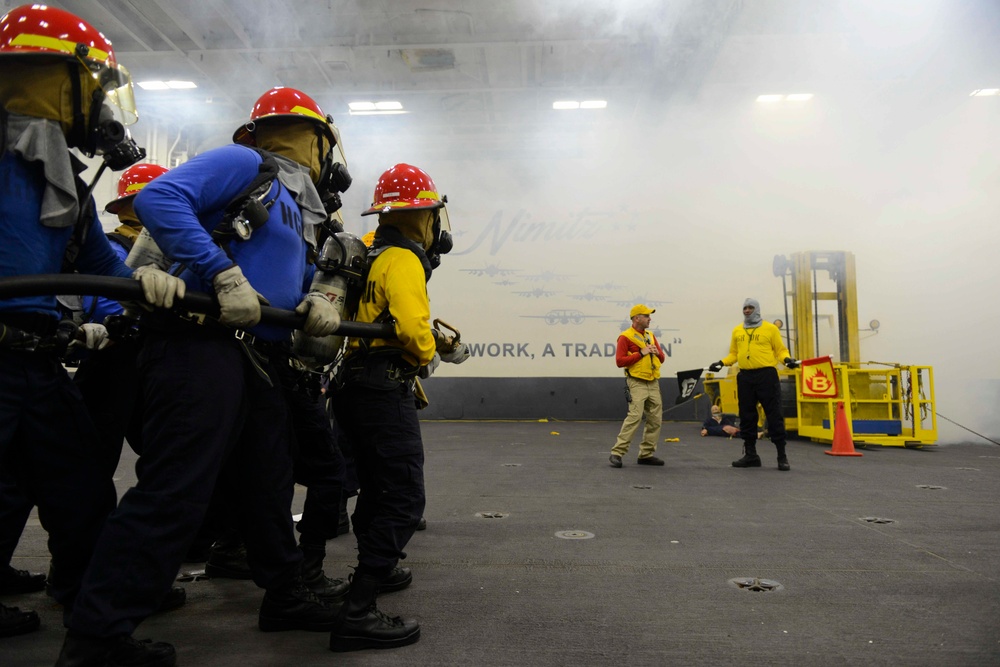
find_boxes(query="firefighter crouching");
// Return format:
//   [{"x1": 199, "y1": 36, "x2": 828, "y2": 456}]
[{"x1": 329, "y1": 163, "x2": 455, "y2": 652}]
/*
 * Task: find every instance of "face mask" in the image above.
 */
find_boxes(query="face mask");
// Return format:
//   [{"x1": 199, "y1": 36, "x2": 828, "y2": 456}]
[{"x1": 315, "y1": 152, "x2": 352, "y2": 215}]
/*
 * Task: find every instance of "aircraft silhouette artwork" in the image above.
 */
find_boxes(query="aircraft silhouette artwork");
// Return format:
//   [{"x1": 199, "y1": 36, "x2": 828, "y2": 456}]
[
  {"x1": 514, "y1": 287, "x2": 557, "y2": 298},
  {"x1": 460, "y1": 263, "x2": 518, "y2": 277},
  {"x1": 610, "y1": 296, "x2": 671, "y2": 308},
  {"x1": 522, "y1": 271, "x2": 571, "y2": 282},
  {"x1": 569, "y1": 291, "x2": 607, "y2": 302},
  {"x1": 521, "y1": 309, "x2": 602, "y2": 325}
]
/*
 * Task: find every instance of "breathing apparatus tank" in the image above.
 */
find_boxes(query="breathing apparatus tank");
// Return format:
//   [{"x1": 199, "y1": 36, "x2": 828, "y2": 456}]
[{"x1": 292, "y1": 231, "x2": 369, "y2": 369}]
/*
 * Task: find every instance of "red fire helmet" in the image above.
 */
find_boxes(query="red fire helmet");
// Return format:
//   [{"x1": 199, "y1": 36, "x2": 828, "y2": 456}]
[
  {"x1": 233, "y1": 87, "x2": 337, "y2": 146},
  {"x1": 105, "y1": 163, "x2": 169, "y2": 214}
]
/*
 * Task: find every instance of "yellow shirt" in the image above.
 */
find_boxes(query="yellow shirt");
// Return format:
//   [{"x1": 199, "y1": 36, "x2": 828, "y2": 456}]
[
  {"x1": 721, "y1": 320, "x2": 790, "y2": 370},
  {"x1": 347, "y1": 246, "x2": 435, "y2": 367}
]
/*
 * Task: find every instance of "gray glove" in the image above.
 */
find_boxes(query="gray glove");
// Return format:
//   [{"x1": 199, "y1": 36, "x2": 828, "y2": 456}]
[
  {"x1": 440, "y1": 343, "x2": 470, "y2": 364},
  {"x1": 784, "y1": 357, "x2": 800, "y2": 369},
  {"x1": 213, "y1": 265, "x2": 265, "y2": 328},
  {"x1": 708, "y1": 360, "x2": 724, "y2": 372},
  {"x1": 295, "y1": 291, "x2": 341, "y2": 337},
  {"x1": 76, "y1": 323, "x2": 109, "y2": 351},
  {"x1": 418, "y1": 353, "x2": 441, "y2": 379},
  {"x1": 133, "y1": 265, "x2": 186, "y2": 309}
]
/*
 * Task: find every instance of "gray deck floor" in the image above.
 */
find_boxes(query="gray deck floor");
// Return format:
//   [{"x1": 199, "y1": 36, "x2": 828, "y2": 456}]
[{"x1": 5, "y1": 420, "x2": 1000, "y2": 666}]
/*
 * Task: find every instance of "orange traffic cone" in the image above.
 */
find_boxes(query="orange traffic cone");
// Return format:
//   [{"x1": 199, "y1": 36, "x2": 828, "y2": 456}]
[{"x1": 825, "y1": 401, "x2": 862, "y2": 457}]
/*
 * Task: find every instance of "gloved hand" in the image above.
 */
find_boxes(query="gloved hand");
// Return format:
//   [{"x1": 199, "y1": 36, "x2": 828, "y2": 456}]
[
  {"x1": 784, "y1": 357, "x2": 800, "y2": 369},
  {"x1": 76, "y1": 323, "x2": 109, "y2": 351},
  {"x1": 213, "y1": 265, "x2": 266, "y2": 328},
  {"x1": 133, "y1": 265, "x2": 186, "y2": 309},
  {"x1": 708, "y1": 360, "x2": 724, "y2": 372},
  {"x1": 440, "y1": 343, "x2": 470, "y2": 364},
  {"x1": 418, "y1": 353, "x2": 441, "y2": 379},
  {"x1": 295, "y1": 291, "x2": 341, "y2": 337}
]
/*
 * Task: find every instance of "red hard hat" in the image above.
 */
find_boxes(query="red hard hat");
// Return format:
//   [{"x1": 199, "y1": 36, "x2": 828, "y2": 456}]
[
  {"x1": 0, "y1": 4, "x2": 137, "y2": 125},
  {"x1": 233, "y1": 87, "x2": 336, "y2": 146},
  {"x1": 362, "y1": 164, "x2": 445, "y2": 216},
  {"x1": 105, "y1": 163, "x2": 169, "y2": 214}
]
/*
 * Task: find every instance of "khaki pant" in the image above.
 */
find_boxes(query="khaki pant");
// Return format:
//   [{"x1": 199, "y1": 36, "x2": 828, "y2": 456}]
[{"x1": 611, "y1": 376, "x2": 662, "y2": 458}]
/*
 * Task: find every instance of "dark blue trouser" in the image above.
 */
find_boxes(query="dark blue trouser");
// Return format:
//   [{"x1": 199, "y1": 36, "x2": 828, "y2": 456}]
[
  {"x1": 736, "y1": 366, "x2": 787, "y2": 450},
  {"x1": 332, "y1": 382, "x2": 425, "y2": 577},
  {"x1": 277, "y1": 361, "x2": 346, "y2": 543},
  {"x1": 0, "y1": 350, "x2": 116, "y2": 612},
  {"x1": 68, "y1": 330, "x2": 301, "y2": 637},
  {"x1": 0, "y1": 340, "x2": 143, "y2": 572}
]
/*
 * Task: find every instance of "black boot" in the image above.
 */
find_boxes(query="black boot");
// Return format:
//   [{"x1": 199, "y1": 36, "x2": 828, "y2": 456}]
[
  {"x1": 329, "y1": 572, "x2": 420, "y2": 652},
  {"x1": 205, "y1": 536, "x2": 252, "y2": 580},
  {"x1": 54, "y1": 632, "x2": 175, "y2": 667},
  {"x1": 732, "y1": 442, "x2": 762, "y2": 468},
  {"x1": 0, "y1": 564, "x2": 47, "y2": 595},
  {"x1": 258, "y1": 577, "x2": 338, "y2": 632},
  {"x1": 0, "y1": 602, "x2": 39, "y2": 638},
  {"x1": 775, "y1": 442, "x2": 790, "y2": 471},
  {"x1": 378, "y1": 565, "x2": 412, "y2": 594},
  {"x1": 154, "y1": 586, "x2": 187, "y2": 614},
  {"x1": 300, "y1": 540, "x2": 349, "y2": 604}
]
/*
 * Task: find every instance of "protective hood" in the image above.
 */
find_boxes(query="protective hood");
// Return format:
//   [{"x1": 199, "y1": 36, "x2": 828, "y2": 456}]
[
  {"x1": 254, "y1": 121, "x2": 323, "y2": 184},
  {"x1": 268, "y1": 152, "x2": 324, "y2": 249},
  {"x1": 0, "y1": 60, "x2": 103, "y2": 136},
  {"x1": 743, "y1": 298, "x2": 763, "y2": 327},
  {"x1": 379, "y1": 209, "x2": 435, "y2": 252}
]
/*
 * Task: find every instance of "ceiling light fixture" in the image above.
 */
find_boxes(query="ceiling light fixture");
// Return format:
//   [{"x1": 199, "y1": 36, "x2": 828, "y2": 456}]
[
  {"x1": 553, "y1": 100, "x2": 607, "y2": 110},
  {"x1": 137, "y1": 80, "x2": 197, "y2": 91},
  {"x1": 970, "y1": 88, "x2": 1000, "y2": 97},
  {"x1": 348, "y1": 100, "x2": 407, "y2": 115},
  {"x1": 756, "y1": 93, "x2": 814, "y2": 104}
]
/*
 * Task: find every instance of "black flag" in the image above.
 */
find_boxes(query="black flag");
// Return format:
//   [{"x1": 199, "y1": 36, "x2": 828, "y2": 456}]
[{"x1": 674, "y1": 368, "x2": 703, "y2": 405}]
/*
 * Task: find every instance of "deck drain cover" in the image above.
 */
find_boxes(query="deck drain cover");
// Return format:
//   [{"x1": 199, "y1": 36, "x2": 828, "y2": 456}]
[
  {"x1": 502, "y1": 463, "x2": 521, "y2": 467},
  {"x1": 177, "y1": 569, "x2": 209, "y2": 583},
  {"x1": 555, "y1": 530, "x2": 595, "y2": 540},
  {"x1": 730, "y1": 577, "x2": 783, "y2": 592},
  {"x1": 476, "y1": 511, "x2": 508, "y2": 519},
  {"x1": 632, "y1": 484, "x2": 652, "y2": 490},
  {"x1": 860, "y1": 516, "x2": 895, "y2": 524},
  {"x1": 916, "y1": 485, "x2": 946, "y2": 490}
]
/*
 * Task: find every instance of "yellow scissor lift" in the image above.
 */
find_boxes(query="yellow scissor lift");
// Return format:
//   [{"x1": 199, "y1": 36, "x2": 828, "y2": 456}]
[{"x1": 704, "y1": 251, "x2": 937, "y2": 447}]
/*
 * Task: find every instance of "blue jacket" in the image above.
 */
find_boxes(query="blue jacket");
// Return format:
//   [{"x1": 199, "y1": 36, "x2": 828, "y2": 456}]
[
  {"x1": 134, "y1": 144, "x2": 313, "y2": 342},
  {"x1": 80, "y1": 236, "x2": 130, "y2": 324},
  {"x1": 0, "y1": 151, "x2": 132, "y2": 320},
  {"x1": 702, "y1": 413, "x2": 738, "y2": 436}
]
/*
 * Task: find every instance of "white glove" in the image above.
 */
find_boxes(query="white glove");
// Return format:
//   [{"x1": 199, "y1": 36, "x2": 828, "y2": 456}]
[
  {"x1": 77, "y1": 323, "x2": 109, "y2": 350},
  {"x1": 418, "y1": 353, "x2": 441, "y2": 379},
  {"x1": 295, "y1": 291, "x2": 341, "y2": 337},
  {"x1": 440, "y1": 343, "x2": 470, "y2": 364},
  {"x1": 133, "y1": 265, "x2": 186, "y2": 309},
  {"x1": 213, "y1": 265, "x2": 265, "y2": 328}
]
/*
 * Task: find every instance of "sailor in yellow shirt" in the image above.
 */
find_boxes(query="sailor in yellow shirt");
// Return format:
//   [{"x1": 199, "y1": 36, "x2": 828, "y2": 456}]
[
  {"x1": 707, "y1": 298, "x2": 799, "y2": 471},
  {"x1": 331, "y1": 163, "x2": 453, "y2": 651}
]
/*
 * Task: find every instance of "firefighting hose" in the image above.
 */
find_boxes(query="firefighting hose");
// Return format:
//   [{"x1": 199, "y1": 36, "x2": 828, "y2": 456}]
[{"x1": 0, "y1": 274, "x2": 395, "y2": 339}]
